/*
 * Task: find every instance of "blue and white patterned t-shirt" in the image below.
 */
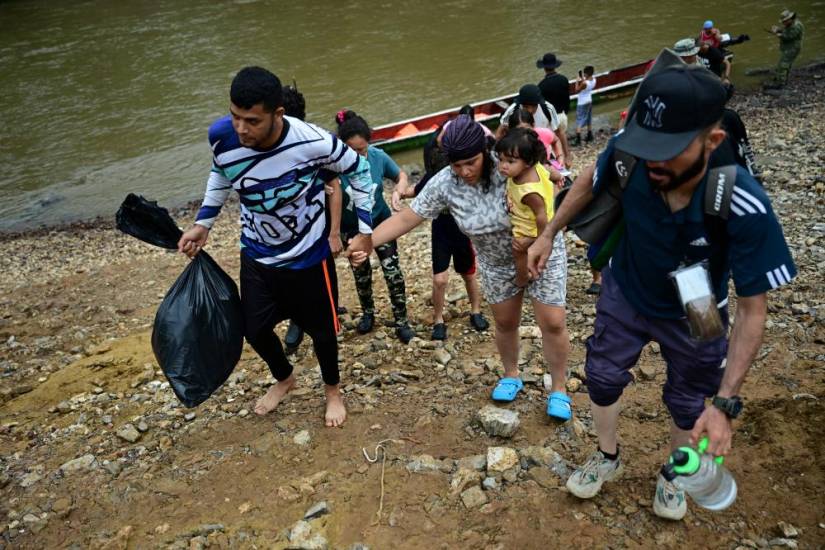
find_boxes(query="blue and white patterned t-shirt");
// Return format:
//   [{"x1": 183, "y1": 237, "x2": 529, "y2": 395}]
[{"x1": 195, "y1": 115, "x2": 374, "y2": 268}]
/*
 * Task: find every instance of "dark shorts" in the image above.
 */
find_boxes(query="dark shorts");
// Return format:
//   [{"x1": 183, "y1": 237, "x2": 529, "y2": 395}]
[
  {"x1": 585, "y1": 267, "x2": 728, "y2": 430},
  {"x1": 432, "y1": 213, "x2": 476, "y2": 276}
]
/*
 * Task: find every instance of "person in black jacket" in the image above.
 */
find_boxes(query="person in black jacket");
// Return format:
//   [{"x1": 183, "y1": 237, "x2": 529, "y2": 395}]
[{"x1": 536, "y1": 53, "x2": 571, "y2": 137}]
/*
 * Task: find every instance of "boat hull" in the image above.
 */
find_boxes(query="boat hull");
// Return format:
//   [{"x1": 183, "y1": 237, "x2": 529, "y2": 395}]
[{"x1": 371, "y1": 59, "x2": 650, "y2": 154}]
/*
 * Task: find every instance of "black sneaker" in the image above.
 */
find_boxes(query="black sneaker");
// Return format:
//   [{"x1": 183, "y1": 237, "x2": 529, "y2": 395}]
[
  {"x1": 284, "y1": 322, "x2": 304, "y2": 355},
  {"x1": 573, "y1": 134, "x2": 582, "y2": 147},
  {"x1": 431, "y1": 323, "x2": 447, "y2": 341},
  {"x1": 469, "y1": 313, "x2": 490, "y2": 331},
  {"x1": 396, "y1": 324, "x2": 415, "y2": 344},
  {"x1": 585, "y1": 130, "x2": 594, "y2": 143},
  {"x1": 585, "y1": 283, "x2": 602, "y2": 295},
  {"x1": 356, "y1": 313, "x2": 375, "y2": 334}
]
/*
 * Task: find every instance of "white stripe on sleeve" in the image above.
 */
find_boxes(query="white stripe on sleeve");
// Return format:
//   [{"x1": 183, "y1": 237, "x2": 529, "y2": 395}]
[
  {"x1": 733, "y1": 186, "x2": 767, "y2": 214},
  {"x1": 731, "y1": 194, "x2": 757, "y2": 215}
]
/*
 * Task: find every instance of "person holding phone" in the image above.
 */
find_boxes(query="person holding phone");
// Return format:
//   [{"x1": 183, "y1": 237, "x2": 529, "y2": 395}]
[{"x1": 573, "y1": 66, "x2": 596, "y2": 145}]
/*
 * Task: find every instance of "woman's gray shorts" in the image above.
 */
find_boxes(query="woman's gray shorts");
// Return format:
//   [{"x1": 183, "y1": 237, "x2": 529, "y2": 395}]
[{"x1": 479, "y1": 233, "x2": 567, "y2": 306}]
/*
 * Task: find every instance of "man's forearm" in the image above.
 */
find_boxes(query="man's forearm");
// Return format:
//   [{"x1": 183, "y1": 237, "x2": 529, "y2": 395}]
[
  {"x1": 717, "y1": 294, "x2": 767, "y2": 397},
  {"x1": 544, "y1": 163, "x2": 595, "y2": 236}
]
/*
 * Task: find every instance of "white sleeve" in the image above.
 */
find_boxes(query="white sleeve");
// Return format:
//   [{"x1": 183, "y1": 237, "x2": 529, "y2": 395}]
[{"x1": 194, "y1": 162, "x2": 232, "y2": 229}]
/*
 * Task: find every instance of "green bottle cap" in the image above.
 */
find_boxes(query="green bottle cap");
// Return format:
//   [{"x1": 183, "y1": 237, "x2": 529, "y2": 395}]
[{"x1": 669, "y1": 447, "x2": 701, "y2": 475}]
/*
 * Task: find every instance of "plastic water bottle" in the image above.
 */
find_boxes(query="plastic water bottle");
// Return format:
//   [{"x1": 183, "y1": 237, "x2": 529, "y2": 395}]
[{"x1": 661, "y1": 438, "x2": 737, "y2": 511}]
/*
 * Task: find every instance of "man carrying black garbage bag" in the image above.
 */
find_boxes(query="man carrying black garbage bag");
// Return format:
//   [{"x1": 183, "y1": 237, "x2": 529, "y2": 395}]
[
  {"x1": 178, "y1": 67, "x2": 375, "y2": 427},
  {"x1": 527, "y1": 65, "x2": 796, "y2": 520}
]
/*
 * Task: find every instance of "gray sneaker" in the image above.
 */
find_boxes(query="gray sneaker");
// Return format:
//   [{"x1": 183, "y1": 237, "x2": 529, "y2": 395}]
[
  {"x1": 566, "y1": 450, "x2": 624, "y2": 499},
  {"x1": 653, "y1": 473, "x2": 687, "y2": 520}
]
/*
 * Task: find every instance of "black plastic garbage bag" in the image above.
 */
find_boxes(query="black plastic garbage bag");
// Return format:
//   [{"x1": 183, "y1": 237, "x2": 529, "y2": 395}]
[
  {"x1": 116, "y1": 193, "x2": 183, "y2": 250},
  {"x1": 116, "y1": 194, "x2": 243, "y2": 407}
]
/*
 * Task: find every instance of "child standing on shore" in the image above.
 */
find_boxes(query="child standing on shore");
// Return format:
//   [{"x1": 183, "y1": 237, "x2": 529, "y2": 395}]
[
  {"x1": 495, "y1": 128, "x2": 555, "y2": 287},
  {"x1": 574, "y1": 65, "x2": 596, "y2": 145}
]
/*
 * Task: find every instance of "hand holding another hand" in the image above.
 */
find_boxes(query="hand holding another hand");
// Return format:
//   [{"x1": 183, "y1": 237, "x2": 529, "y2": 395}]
[{"x1": 345, "y1": 233, "x2": 374, "y2": 266}]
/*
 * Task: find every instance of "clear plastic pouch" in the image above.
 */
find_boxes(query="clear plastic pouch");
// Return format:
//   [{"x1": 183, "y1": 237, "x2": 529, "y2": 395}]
[{"x1": 669, "y1": 261, "x2": 725, "y2": 341}]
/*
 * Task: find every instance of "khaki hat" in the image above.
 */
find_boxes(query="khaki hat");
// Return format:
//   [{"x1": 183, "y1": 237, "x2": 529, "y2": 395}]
[
  {"x1": 780, "y1": 9, "x2": 796, "y2": 22},
  {"x1": 672, "y1": 38, "x2": 700, "y2": 57}
]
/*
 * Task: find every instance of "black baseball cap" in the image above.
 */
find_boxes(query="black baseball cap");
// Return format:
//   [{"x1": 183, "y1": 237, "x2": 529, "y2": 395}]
[
  {"x1": 517, "y1": 84, "x2": 543, "y2": 105},
  {"x1": 615, "y1": 65, "x2": 726, "y2": 161}
]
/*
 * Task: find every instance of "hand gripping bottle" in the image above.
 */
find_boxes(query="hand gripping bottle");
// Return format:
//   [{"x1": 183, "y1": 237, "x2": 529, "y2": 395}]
[{"x1": 660, "y1": 438, "x2": 737, "y2": 511}]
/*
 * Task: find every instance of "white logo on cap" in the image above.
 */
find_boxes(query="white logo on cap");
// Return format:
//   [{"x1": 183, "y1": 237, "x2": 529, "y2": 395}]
[
  {"x1": 643, "y1": 96, "x2": 666, "y2": 128},
  {"x1": 615, "y1": 161, "x2": 627, "y2": 177}
]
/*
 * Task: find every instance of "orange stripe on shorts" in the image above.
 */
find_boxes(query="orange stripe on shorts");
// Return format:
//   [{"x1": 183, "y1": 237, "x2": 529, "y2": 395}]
[{"x1": 321, "y1": 260, "x2": 341, "y2": 334}]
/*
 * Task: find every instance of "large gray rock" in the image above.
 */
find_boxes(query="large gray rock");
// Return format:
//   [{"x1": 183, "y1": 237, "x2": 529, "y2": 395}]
[
  {"x1": 406, "y1": 454, "x2": 443, "y2": 473},
  {"x1": 288, "y1": 520, "x2": 328, "y2": 550},
  {"x1": 59, "y1": 454, "x2": 97, "y2": 474},
  {"x1": 116, "y1": 423, "x2": 141, "y2": 443},
  {"x1": 477, "y1": 405, "x2": 520, "y2": 438}
]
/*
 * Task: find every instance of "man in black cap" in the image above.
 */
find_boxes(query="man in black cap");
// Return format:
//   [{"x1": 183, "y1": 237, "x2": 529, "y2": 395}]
[
  {"x1": 498, "y1": 83, "x2": 571, "y2": 165},
  {"x1": 536, "y1": 53, "x2": 571, "y2": 138},
  {"x1": 527, "y1": 65, "x2": 796, "y2": 519}
]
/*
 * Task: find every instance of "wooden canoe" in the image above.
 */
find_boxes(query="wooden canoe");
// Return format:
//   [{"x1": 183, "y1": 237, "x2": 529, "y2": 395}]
[{"x1": 371, "y1": 59, "x2": 651, "y2": 154}]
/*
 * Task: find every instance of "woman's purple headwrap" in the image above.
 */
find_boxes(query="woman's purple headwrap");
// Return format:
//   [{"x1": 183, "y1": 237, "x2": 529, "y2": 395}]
[{"x1": 441, "y1": 115, "x2": 487, "y2": 162}]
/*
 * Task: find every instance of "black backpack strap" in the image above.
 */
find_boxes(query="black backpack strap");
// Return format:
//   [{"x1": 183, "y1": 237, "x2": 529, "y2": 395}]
[
  {"x1": 539, "y1": 101, "x2": 552, "y2": 126},
  {"x1": 703, "y1": 164, "x2": 737, "y2": 220},
  {"x1": 611, "y1": 149, "x2": 637, "y2": 192},
  {"x1": 702, "y1": 164, "x2": 737, "y2": 285}
]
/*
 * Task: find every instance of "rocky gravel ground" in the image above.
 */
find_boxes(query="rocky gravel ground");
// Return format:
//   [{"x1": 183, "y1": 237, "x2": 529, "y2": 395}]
[{"x1": 0, "y1": 67, "x2": 823, "y2": 549}]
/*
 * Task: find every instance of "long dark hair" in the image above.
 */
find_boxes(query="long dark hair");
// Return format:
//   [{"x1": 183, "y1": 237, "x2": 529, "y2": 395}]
[{"x1": 507, "y1": 107, "x2": 535, "y2": 129}]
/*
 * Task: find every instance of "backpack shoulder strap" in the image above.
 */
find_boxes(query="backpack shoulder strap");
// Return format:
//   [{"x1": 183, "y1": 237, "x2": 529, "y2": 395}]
[
  {"x1": 611, "y1": 149, "x2": 638, "y2": 192},
  {"x1": 539, "y1": 101, "x2": 555, "y2": 128},
  {"x1": 703, "y1": 164, "x2": 737, "y2": 220}
]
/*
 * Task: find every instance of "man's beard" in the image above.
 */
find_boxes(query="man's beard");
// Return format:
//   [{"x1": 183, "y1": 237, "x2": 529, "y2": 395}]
[
  {"x1": 647, "y1": 144, "x2": 707, "y2": 192},
  {"x1": 240, "y1": 116, "x2": 276, "y2": 148}
]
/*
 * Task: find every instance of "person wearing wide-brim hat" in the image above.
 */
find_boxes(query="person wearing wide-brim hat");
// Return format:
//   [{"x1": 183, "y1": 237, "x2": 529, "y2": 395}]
[
  {"x1": 766, "y1": 9, "x2": 804, "y2": 88},
  {"x1": 671, "y1": 38, "x2": 700, "y2": 65},
  {"x1": 536, "y1": 53, "x2": 571, "y2": 137}
]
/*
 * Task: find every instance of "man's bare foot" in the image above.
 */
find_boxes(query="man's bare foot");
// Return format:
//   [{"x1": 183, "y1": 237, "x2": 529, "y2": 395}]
[
  {"x1": 254, "y1": 374, "x2": 296, "y2": 416},
  {"x1": 324, "y1": 385, "x2": 347, "y2": 427}
]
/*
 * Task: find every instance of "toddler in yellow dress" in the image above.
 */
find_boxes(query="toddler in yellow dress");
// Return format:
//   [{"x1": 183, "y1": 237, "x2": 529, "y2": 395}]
[{"x1": 495, "y1": 127, "x2": 555, "y2": 287}]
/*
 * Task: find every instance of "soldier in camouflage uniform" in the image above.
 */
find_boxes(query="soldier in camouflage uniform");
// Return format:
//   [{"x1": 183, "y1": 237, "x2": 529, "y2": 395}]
[
  {"x1": 767, "y1": 10, "x2": 804, "y2": 88},
  {"x1": 336, "y1": 111, "x2": 414, "y2": 344}
]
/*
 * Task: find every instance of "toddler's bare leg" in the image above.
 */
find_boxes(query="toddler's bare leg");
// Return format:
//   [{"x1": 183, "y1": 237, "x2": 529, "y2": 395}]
[{"x1": 513, "y1": 236, "x2": 535, "y2": 287}]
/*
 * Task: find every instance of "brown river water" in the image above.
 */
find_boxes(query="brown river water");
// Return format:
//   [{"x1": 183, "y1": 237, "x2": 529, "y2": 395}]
[{"x1": 0, "y1": 0, "x2": 822, "y2": 231}]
